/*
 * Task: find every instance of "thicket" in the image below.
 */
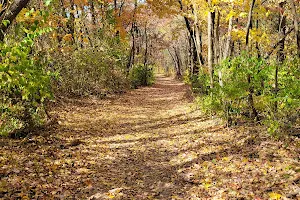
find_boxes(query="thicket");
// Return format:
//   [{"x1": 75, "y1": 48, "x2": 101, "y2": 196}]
[
  {"x1": 53, "y1": 41, "x2": 129, "y2": 97},
  {"x1": 0, "y1": 1, "x2": 155, "y2": 137},
  {"x1": 0, "y1": 8, "x2": 55, "y2": 137},
  {"x1": 129, "y1": 64, "x2": 155, "y2": 88},
  {"x1": 192, "y1": 54, "x2": 300, "y2": 136}
]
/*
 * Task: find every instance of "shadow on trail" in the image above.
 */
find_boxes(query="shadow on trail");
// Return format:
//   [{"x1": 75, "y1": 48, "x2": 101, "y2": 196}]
[
  {"x1": 1, "y1": 75, "x2": 243, "y2": 199},
  {"x1": 1, "y1": 67, "x2": 298, "y2": 199}
]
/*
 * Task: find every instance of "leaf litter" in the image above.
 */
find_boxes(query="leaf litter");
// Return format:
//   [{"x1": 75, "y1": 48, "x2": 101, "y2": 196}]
[{"x1": 1, "y1": 75, "x2": 299, "y2": 199}]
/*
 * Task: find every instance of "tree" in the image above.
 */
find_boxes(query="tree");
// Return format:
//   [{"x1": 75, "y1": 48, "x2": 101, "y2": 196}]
[
  {"x1": 289, "y1": 0, "x2": 300, "y2": 57},
  {"x1": 0, "y1": 0, "x2": 30, "y2": 41},
  {"x1": 207, "y1": 0, "x2": 214, "y2": 88}
]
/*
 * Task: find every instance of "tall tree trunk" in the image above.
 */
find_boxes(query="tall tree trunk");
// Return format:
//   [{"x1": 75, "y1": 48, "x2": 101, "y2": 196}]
[
  {"x1": 192, "y1": 25, "x2": 204, "y2": 66},
  {"x1": 178, "y1": 0, "x2": 199, "y2": 74},
  {"x1": 197, "y1": 25, "x2": 204, "y2": 64},
  {"x1": 114, "y1": 0, "x2": 120, "y2": 38},
  {"x1": 127, "y1": 0, "x2": 137, "y2": 71},
  {"x1": 207, "y1": 0, "x2": 215, "y2": 88},
  {"x1": 245, "y1": 0, "x2": 259, "y2": 121},
  {"x1": 143, "y1": 24, "x2": 148, "y2": 66},
  {"x1": 245, "y1": 0, "x2": 255, "y2": 48},
  {"x1": 289, "y1": 0, "x2": 300, "y2": 57},
  {"x1": 168, "y1": 48, "x2": 180, "y2": 78},
  {"x1": 191, "y1": 2, "x2": 204, "y2": 66},
  {"x1": 168, "y1": 48, "x2": 177, "y2": 69},
  {"x1": 255, "y1": 18, "x2": 261, "y2": 58},
  {"x1": 66, "y1": 0, "x2": 75, "y2": 40},
  {"x1": 224, "y1": 12, "x2": 233, "y2": 59},
  {"x1": 127, "y1": 23, "x2": 136, "y2": 71},
  {"x1": 275, "y1": 2, "x2": 287, "y2": 112},
  {"x1": 214, "y1": 10, "x2": 220, "y2": 64}
]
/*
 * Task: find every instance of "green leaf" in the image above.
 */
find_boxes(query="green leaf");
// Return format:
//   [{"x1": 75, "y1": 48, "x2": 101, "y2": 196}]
[
  {"x1": 44, "y1": 0, "x2": 52, "y2": 6},
  {"x1": 2, "y1": 20, "x2": 10, "y2": 27}
]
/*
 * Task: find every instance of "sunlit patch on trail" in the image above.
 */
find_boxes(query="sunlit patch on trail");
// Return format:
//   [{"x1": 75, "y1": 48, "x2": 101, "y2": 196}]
[{"x1": 170, "y1": 151, "x2": 198, "y2": 166}]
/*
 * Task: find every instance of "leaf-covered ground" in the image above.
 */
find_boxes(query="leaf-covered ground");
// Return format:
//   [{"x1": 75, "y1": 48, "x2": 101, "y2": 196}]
[{"x1": 1, "y1": 75, "x2": 300, "y2": 199}]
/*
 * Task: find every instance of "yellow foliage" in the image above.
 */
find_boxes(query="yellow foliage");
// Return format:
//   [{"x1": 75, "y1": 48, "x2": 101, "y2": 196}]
[
  {"x1": 83, "y1": 38, "x2": 89, "y2": 44},
  {"x1": 231, "y1": 29, "x2": 246, "y2": 42},
  {"x1": 239, "y1": 12, "x2": 248, "y2": 18},
  {"x1": 226, "y1": 10, "x2": 236, "y2": 21},
  {"x1": 16, "y1": 8, "x2": 42, "y2": 23},
  {"x1": 268, "y1": 192, "x2": 282, "y2": 200}
]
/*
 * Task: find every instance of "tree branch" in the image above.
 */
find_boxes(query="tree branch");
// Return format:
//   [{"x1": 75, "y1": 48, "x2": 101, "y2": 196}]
[
  {"x1": 265, "y1": 27, "x2": 294, "y2": 60},
  {"x1": 0, "y1": 0, "x2": 30, "y2": 41}
]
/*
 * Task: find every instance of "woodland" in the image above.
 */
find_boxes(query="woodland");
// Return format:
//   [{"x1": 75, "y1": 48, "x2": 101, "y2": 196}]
[{"x1": 0, "y1": 0, "x2": 300, "y2": 199}]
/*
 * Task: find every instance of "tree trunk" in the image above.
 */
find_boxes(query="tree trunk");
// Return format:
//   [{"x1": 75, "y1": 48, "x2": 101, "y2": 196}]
[
  {"x1": 255, "y1": 18, "x2": 261, "y2": 58},
  {"x1": 245, "y1": 0, "x2": 255, "y2": 48},
  {"x1": 143, "y1": 24, "x2": 148, "y2": 66},
  {"x1": 127, "y1": 0, "x2": 138, "y2": 71},
  {"x1": 207, "y1": 0, "x2": 215, "y2": 88},
  {"x1": 275, "y1": 2, "x2": 287, "y2": 112},
  {"x1": 0, "y1": 0, "x2": 30, "y2": 41},
  {"x1": 289, "y1": 0, "x2": 300, "y2": 57},
  {"x1": 89, "y1": 0, "x2": 97, "y2": 25},
  {"x1": 245, "y1": 0, "x2": 259, "y2": 121},
  {"x1": 178, "y1": 0, "x2": 199, "y2": 74},
  {"x1": 224, "y1": 13, "x2": 233, "y2": 59},
  {"x1": 66, "y1": 0, "x2": 75, "y2": 40},
  {"x1": 191, "y1": 2, "x2": 204, "y2": 66},
  {"x1": 214, "y1": 10, "x2": 220, "y2": 64},
  {"x1": 174, "y1": 47, "x2": 183, "y2": 78}
]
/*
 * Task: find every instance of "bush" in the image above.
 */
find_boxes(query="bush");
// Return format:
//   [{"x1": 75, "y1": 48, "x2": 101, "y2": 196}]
[
  {"x1": 184, "y1": 68, "x2": 210, "y2": 95},
  {"x1": 0, "y1": 29, "x2": 55, "y2": 137},
  {"x1": 129, "y1": 64, "x2": 155, "y2": 88},
  {"x1": 195, "y1": 53, "x2": 300, "y2": 134},
  {"x1": 53, "y1": 38, "x2": 129, "y2": 97}
]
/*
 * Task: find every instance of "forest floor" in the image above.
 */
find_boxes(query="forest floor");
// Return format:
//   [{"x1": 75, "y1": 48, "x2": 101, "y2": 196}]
[{"x1": 1, "y1": 75, "x2": 300, "y2": 200}]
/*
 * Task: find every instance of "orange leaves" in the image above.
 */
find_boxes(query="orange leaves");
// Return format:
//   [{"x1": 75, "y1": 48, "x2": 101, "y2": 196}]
[
  {"x1": 16, "y1": 8, "x2": 43, "y2": 24},
  {"x1": 115, "y1": 16, "x2": 127, "y2": 39},
  {"x1": 74, "y1": 0, "x2": 88, "y2": 6},
  {"x1": 82, "y1": 38, "x2": 90, "y2": 44},
  {"x1": 63, "y1": 33, "x2": 73, "y2": 41}
]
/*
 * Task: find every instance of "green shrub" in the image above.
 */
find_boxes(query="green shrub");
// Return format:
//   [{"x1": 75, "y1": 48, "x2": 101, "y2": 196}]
[
  {"x1": 0, "y1": 29, "x2": 54, "y2": 137},
  {"x1": 184, "y1": 68, "x2": 210, "y2": 94},
  {"x1": 129, "y1": 64, "x2": 155, "y2": 88},
  {"x1": 195, "y1": 53, "x2": 300, "y2": 133},
  {"x1": 53, "y1": 38, "x2": 129, "y2": 97}
]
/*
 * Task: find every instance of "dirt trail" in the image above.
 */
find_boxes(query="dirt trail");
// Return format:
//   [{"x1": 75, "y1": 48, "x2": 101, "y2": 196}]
[
  {"x1": 54, "y1": 75, "x2": 220, "y2": 199},
  {"x1": 1, "y1": 75, "x2": 299, "y2": 199}
]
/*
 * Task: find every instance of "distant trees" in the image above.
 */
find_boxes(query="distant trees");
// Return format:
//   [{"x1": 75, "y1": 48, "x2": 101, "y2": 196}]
[{"x1": 147, "y1": 0, "x2": 300, "y2": 134}]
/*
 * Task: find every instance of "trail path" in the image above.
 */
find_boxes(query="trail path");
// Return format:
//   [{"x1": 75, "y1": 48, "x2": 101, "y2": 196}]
[{"x1": 1, "y1": 75, "x2": 299, "y2": 199}]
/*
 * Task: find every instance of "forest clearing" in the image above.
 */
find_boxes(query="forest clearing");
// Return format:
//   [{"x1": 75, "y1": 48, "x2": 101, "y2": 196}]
[{"x1": 0, "y1": 0, "x2": 300, "y2": 199}]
